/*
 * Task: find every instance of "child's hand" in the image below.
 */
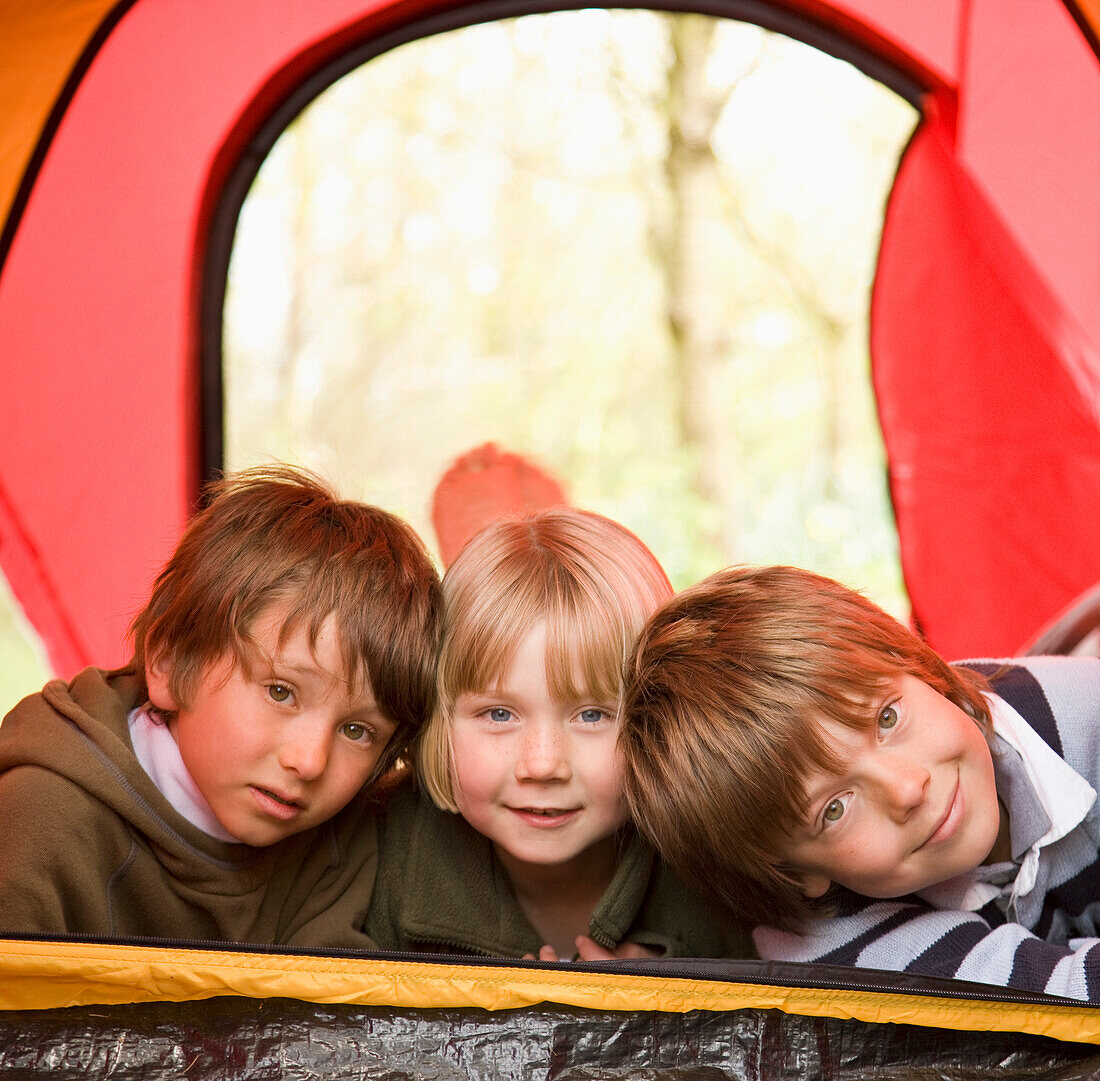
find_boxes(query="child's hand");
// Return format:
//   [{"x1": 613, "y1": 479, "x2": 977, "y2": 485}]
[
  {"x1": 523, "y1": 938, "x2": 663, "y2": 962},
  {"x1": 573, "y1": 935, "x2": 662, "y2": 961},
  {"x1": 523, "y1": 944, "x2": 568, "y2": 962}
]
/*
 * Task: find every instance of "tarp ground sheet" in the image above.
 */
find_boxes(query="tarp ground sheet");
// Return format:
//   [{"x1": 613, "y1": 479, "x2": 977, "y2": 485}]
[{"x1": 2, "y1": 996, "x2": 1099, "y2": 1080}]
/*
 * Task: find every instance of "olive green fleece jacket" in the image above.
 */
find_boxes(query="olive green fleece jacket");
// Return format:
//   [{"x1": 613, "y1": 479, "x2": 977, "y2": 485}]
[
  {"x1": 0, "y1": 668, "x2": 380, "y2": 948},
  {"x1": 365, "y1": 784, "x2": 755, "y2": 959}
]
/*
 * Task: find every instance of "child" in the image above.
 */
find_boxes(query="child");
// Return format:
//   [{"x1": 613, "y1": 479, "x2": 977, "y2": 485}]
[
  {"x1": 365, "y1": 508, "x2": 753, "y2": 961},
  {"x1": 620, "y1": 564, "x2": 1100, "y2": 999},
  {"x1": 0, "y1": 465, "x2": 440, "y2": 947}
]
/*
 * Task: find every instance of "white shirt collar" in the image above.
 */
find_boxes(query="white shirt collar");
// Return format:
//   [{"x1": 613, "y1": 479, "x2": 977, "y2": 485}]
[
  {"x1": 128, "y1": 707, "x2": 240, "y2": 843},
  {"x1": 989, "y1": 692, "x2": 1096, "y2": 898},
  {"x1": 919, "y1": 692, "x2": 1095, "y2": 912}
]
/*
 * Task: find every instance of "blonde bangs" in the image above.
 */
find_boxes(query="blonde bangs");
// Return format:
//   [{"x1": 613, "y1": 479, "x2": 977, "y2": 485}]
[
  {"x1": 436, "y1": 508, "x2": 670, "y2": 712},
  {"x1": 540, "y1": 599, "x2": 631, "y2": 709},
  {"x1": 436, "y1": 564, "x2": 547, "y2": 712},
  {"x1": 437, "y1": 570, "x2": 629, "y2": 710}
]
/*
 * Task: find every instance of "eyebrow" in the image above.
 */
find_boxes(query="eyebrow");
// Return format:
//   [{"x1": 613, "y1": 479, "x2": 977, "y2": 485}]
[
  {"x1": 270, "y1": 654, "x2": 379, "y2": 700},
  {"x1": 263, "y1": 657, "x2": 332, "y2": 685},
  {"x1": 458, "y1": 687, "x2": 506, "y2": 700},
  {"x1": 273, "y1": 658, "x2": 325, "y2": 675},
  {"x1": 793, "y1": 793, "x2": 824, "y2": 835}
]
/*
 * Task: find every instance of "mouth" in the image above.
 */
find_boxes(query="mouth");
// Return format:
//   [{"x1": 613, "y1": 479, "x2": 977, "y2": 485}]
[
  {"x1": 507, "y1": 806, "x2": 580, "y2": 827},
  {"x1": 250, "y1": 785, "x2": 304, "y2": 820},
  {"x1": 918, "y1": 776, "x2": 962, "y2": 850}
]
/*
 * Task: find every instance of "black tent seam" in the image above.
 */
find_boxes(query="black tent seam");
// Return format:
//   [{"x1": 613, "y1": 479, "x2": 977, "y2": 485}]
[
  {"x1": 199, "y1": 0, "x2": 929, "y2": 485},
  {"x1": 1062, "y1": 0, "x2": 1100, "y2": 64},
  {"x1": 0, "y1": 0, "x2": 140, "y2": 280}
]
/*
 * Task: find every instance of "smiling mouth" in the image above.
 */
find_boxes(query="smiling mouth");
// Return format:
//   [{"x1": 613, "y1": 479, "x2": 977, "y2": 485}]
[
  {"x1": 918, "y1": 778, "x2": 961, "y2": 850},
  {"x1": 507, "y1": 806, "x2": 582, "y2": 826},
  {"x1": 263, "y1": 788, "x2": 299, "y2": 806}
]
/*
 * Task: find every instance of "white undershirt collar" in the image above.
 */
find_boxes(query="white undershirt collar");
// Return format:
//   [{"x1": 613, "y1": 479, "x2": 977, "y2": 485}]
[
  {"x1": 128, "y1": 707, "x2": 240, "y2": 843},
  {"x1": 918, "y1": 693, "x2": 1095, "y2": 913}
]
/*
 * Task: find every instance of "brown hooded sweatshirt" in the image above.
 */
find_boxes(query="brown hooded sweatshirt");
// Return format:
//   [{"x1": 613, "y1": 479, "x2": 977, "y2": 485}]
[{"x1": 0, "y1": 668, "x2": 380, "y2": 948}]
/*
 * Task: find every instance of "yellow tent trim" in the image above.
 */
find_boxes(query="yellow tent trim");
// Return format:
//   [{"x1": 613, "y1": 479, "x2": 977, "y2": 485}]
[{"x1": 1, "y1": 939, "x2": 1098, "y2": 1044}]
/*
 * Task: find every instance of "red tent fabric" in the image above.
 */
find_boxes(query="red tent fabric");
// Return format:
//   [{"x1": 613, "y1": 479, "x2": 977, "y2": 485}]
[
  {"x1": 874, "y1": 92, "x2": 1100, "y2": 658},
  {"x1": 1, "y1": 0, "x2": 1098, "y2": 674}
]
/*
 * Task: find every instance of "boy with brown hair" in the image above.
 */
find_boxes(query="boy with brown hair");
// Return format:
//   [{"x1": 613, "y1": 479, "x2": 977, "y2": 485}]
[
  {"x1": 621, "y1": 564, "x2": 1100, "y2": 1000},
  {"x1": 0, "y1": 465, "x2": 440, "y2": 947}
]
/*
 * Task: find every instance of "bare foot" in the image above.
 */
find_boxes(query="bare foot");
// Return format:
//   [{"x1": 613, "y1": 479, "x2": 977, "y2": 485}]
[{"x1": 430, "y1": 443, "x2": 567, "y2": 565}]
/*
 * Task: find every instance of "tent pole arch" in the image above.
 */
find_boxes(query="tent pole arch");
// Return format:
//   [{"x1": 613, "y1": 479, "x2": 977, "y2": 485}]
[{"x1": 198, "y1": 0, "x2": 929, "y2": 488}]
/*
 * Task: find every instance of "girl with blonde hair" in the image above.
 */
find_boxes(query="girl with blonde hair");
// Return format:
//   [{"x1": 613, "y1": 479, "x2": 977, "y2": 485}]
[{"x1": 365, "y1": 508, "x2": 752, "y2": 961}]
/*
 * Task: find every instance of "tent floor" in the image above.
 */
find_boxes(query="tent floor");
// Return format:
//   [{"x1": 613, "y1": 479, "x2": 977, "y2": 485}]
[{"x1": 1, "y1": 995, "x2": 1098, "y2": 1079}]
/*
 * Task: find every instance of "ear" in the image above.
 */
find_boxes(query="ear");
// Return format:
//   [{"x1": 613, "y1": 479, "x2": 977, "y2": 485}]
[
  {"x1": 144, "y1": 655, "x2": 179, "y2": 713},
  {"x1": 799, "y1": 871, "x2": 833, "y2": 899}
]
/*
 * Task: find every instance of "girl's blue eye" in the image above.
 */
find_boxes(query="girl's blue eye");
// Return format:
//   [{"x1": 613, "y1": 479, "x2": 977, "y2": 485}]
[
  {"x1": 878, "y1": 705, "x2": 898, "y2": 731},
  {"x1": 579, "y1": 708, "x2": 606, "y2": 724},
  {"x1": 267, "y1": 683, "x2": 292, "y2": 703},
  {"x1": 487, "y1": 707, "x2": 512, "y2": 723}
]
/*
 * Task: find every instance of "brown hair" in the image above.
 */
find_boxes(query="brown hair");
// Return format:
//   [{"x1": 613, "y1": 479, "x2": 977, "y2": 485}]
[
  {"x1": 619, "y1": 564, "x2": 991, "y2": 929},
  {"x1": 417, "y1": 507, "x2": 672, "y2": 811},
  {"x1": 129, "y1": 465, "x2": 441, "y2": 775}
]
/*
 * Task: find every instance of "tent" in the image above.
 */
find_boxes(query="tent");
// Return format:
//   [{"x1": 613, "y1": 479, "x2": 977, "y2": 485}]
[
  {"x1": 2, "y1": 940, "x2": 1100, "y2": 1077},
  {"x1": 1, "y1": 0, "x2": 1099, "y2": 676},
  {"x1": 2, "y1": 0, "x2": 1100, "y2": 1070}
]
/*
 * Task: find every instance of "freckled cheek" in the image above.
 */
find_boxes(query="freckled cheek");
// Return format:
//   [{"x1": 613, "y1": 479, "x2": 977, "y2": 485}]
[
  {"x1": 586, "y1": 750, "x2": 629, "y2": 826},
  {"x1": 831, "y1": 841, "x2": 862, "y2": 869},
  {"x1": 833, "y1": 834, "x2": 897, "y2": 881},
  {"x1": 862, "y1": 845, "x2": 916, "y2": 893},
  {"x1": 330, "y1": 751, "x2": 382, "y2": 799}
]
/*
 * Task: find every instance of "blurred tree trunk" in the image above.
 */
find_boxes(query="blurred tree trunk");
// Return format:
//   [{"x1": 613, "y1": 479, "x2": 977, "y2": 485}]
[
  {"x1": 285, "y1": 121, "x2": 310, "y2": 411},
  {"x1": 659, "y1": 15, "x2": 740, "y2": 561}
]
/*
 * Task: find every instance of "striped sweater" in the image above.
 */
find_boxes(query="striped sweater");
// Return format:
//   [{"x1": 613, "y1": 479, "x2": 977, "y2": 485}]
[{"x1": 754, "y1": 656, "x2": 1100, "y2": 1001}]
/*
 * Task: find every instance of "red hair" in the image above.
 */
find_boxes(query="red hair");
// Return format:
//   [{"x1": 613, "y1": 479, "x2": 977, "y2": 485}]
[{"x1": 620, "y1": 565, "x2": 990, "y2": 929}]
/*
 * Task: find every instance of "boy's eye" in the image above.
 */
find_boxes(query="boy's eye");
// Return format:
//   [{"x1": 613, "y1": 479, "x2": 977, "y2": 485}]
[
  {"x1": 878, "y1": 705, "x2": 898, "y2": 731},
  {"x1": 341, "y1": 722, "x2": 372, "y2": 743},
  {"x1": 267, "y1": 683, "x2": 293, "y2": 703},
  {"x1": 487, "y1": 707, "x2": 512, "y2": 723},
  {"x1": 822, "y1": 793, "x2": 851, "y2": 826},
  {"x1": 578, "y1": 708, "x2": 607, "y2": 724}
]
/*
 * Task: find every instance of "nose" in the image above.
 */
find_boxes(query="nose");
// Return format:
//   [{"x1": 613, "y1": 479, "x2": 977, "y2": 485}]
[
  {"x1": 871, "y1": 754, "x2": 929, "y2": 820},
  {"x1": 514, "y1": 722, "x2": 571, "y2": 783},
  {"x1": 278, "y1": 721, "x2": 332, "y2": 781}
]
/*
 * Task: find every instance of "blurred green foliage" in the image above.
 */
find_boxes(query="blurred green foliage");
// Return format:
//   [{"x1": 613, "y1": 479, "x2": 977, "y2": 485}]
[{"x1": 0, "y1": 574, "x2": 50, "y2": 719}]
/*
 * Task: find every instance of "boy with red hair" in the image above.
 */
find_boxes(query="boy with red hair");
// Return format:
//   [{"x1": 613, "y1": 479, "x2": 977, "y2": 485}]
[{"x1": 621, "y1": 564, "x2": 1100, "y2": 999}]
